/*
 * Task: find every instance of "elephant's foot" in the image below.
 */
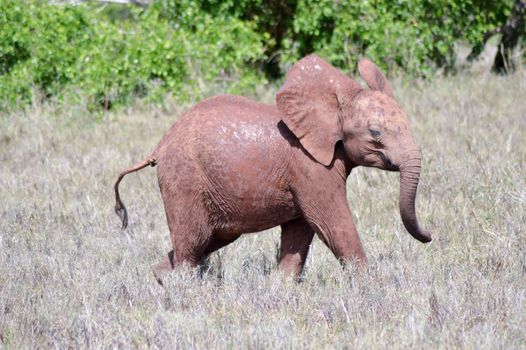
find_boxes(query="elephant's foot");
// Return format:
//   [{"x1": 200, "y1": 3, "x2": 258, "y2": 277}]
[{"x1": 152, "y1": 251, "x2": 174, "y2": 286}]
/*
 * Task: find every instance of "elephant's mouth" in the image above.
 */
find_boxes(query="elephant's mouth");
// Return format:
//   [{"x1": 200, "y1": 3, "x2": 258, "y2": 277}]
[{"x1": 378, "y1": 152, "x2": 399, "y2": 171}]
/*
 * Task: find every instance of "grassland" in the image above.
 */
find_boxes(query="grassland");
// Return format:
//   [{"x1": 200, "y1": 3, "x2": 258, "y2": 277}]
[{"x1": 0, "y1": 71, "x2": 525, "y2": 349}]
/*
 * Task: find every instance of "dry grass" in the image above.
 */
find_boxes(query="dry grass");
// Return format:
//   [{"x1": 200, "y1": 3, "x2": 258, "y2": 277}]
[{"x1": 0, "y1": 71, "x2": 525, "y2": 349}]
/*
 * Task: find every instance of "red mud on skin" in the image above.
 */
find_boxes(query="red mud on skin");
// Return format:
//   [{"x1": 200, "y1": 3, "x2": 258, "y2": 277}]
[{"x1": 114, "y1": 54, "x2": 431, "y2": 283}]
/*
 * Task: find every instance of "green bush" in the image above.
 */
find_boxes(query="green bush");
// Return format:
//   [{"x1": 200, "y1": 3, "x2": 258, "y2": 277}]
[
  {"x1": 0, "y1": 0, "x2": 267, "y2": 110},
  {"x1": 0, "y1": 2, "x2": 94, "y2": 107},
  {"x1": 284, "y1": 0, "x2": 513, "y2": 75},
  {"x1": 0, "y1": 0, "x2": 518, "y2": 111},
  {"x1": 192, "y1": 0, "x2": 514, "y2": 76}
]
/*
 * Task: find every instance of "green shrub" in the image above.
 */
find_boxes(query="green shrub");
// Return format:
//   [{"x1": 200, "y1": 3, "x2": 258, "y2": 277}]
[
  {"x1": 0, "y1": 0, "x2": 518, "y2": 112},
  {"x1": 285, "y1": 0, "x2": 513, "y2": 76},
  {"x1": 0, "y1": 1, "x2": 94, "y2": 107},
  {"x1": 189, "y1": 0, "x2": 514, "y2": 77},
  {"x1": 0, "y1": 0, "x2": 267, "y2": 111}
]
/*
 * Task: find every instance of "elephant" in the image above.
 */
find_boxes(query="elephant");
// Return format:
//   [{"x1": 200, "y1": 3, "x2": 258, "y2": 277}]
[{"x1": 114, "y1": 54, "x2": 432, "y2": 284}]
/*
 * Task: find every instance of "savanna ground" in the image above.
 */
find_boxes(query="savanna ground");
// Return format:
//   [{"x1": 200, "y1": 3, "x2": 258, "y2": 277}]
[{"x1": 0, "y1": 71, "x2": 525, "y2": 349}]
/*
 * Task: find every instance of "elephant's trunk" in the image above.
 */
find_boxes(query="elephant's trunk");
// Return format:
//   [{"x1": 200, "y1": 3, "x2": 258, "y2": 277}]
[{"x1": 399, "y1": 152, "x2": 432, "y2": 243}]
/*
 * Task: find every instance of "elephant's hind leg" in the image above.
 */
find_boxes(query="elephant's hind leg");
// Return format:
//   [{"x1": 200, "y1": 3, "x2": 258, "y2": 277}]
[
  {"x1": 279, "y1": 218, "x2": 315, "y2": 278},
  {"x1": 152, "y1": 220, "x2": 213, "y2": 285},
  {"x1": 169, "y1": 205, "x2": 213, "y2": 267},
  {"x1": 154, "y1": 185, "x2": 215, "y2": 285},
  {"x1": 152, "y1": 250, "x2": 174, "y2": 285}
]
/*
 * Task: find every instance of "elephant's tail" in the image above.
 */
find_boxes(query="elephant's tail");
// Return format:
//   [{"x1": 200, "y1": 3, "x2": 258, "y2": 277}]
[{"x1": 114, "y1": 157, "x2": 157, "y2": 229}]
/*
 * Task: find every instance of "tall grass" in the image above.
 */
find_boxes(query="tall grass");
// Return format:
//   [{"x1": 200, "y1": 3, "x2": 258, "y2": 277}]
[{"x1": 0, "y1": 71, "x2": 524, "y2": 348}]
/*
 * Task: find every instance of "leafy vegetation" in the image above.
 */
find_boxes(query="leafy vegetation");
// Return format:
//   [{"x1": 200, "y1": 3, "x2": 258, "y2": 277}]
[
  {"x1": 0, "y1": 0, "x2": 267, "y2": 110},
  {"x1": 288, "y1": 0, "x2": 514, "y2": 75},
  {"x1": 0, "y1": 0, "x2": 521, "y2": 111}
]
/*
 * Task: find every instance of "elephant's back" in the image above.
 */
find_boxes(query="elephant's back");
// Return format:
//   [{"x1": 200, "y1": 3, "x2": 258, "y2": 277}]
[
  {"x1": 155, "y1": 95, "x2": 286, "y2": 155},
  {"x1": 156, "y1": 94, "x2": 294, "y2": 163}
]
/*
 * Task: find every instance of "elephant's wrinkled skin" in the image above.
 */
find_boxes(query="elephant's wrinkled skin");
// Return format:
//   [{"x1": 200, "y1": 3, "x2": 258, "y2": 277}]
[{"x1": 114, "y1": 55, "x2": 432, "y2": 284}]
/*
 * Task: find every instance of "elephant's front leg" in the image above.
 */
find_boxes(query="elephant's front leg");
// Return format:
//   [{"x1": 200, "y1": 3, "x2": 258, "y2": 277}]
[
  {"x1": 295, "y1": 184, "x2": 367, "y2": 266},
  {"x1": 279, "y1": 218, "x2": 315, "y2": 278}
]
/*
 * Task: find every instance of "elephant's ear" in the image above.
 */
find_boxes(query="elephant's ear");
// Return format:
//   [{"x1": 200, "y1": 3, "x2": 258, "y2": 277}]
[
  {"x1": 357, "y1": 58, "x2": 394, "y2": 98},
  {"x1": 276, "y1": 55, "x2": 361, "y2": 166}
]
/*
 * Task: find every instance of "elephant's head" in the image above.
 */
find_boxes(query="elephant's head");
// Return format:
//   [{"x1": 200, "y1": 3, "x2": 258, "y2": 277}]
[{"x1": 276, "y1": 55, "x2": 432, "y2": 243}]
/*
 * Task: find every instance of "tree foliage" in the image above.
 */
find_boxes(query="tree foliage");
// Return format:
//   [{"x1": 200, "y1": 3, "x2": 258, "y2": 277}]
[
  {"x1": 287, "y1": 0, "x2": 514, "y2": 75},
  {"x1": 0, "y1": 0, "x2": 266, "y2": 110},
  {"x1": 0, "y1": 0, "x2": 521, "y2": 111}
]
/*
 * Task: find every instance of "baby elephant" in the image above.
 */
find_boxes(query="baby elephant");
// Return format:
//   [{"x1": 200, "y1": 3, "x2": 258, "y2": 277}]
[{"x1": 114, "y1": 55, "x2": 432, "y2": 284}]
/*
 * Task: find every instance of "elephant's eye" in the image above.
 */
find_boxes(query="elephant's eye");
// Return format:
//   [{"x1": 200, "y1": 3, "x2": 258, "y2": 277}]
[{"x1": 369, "y1": 129, "x2": 381, "y2": 138}]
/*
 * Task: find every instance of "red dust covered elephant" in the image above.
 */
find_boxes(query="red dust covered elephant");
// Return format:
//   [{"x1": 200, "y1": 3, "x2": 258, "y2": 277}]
[{"x1": 114, "y1": 55, "x2": 432, "y2": 284}]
